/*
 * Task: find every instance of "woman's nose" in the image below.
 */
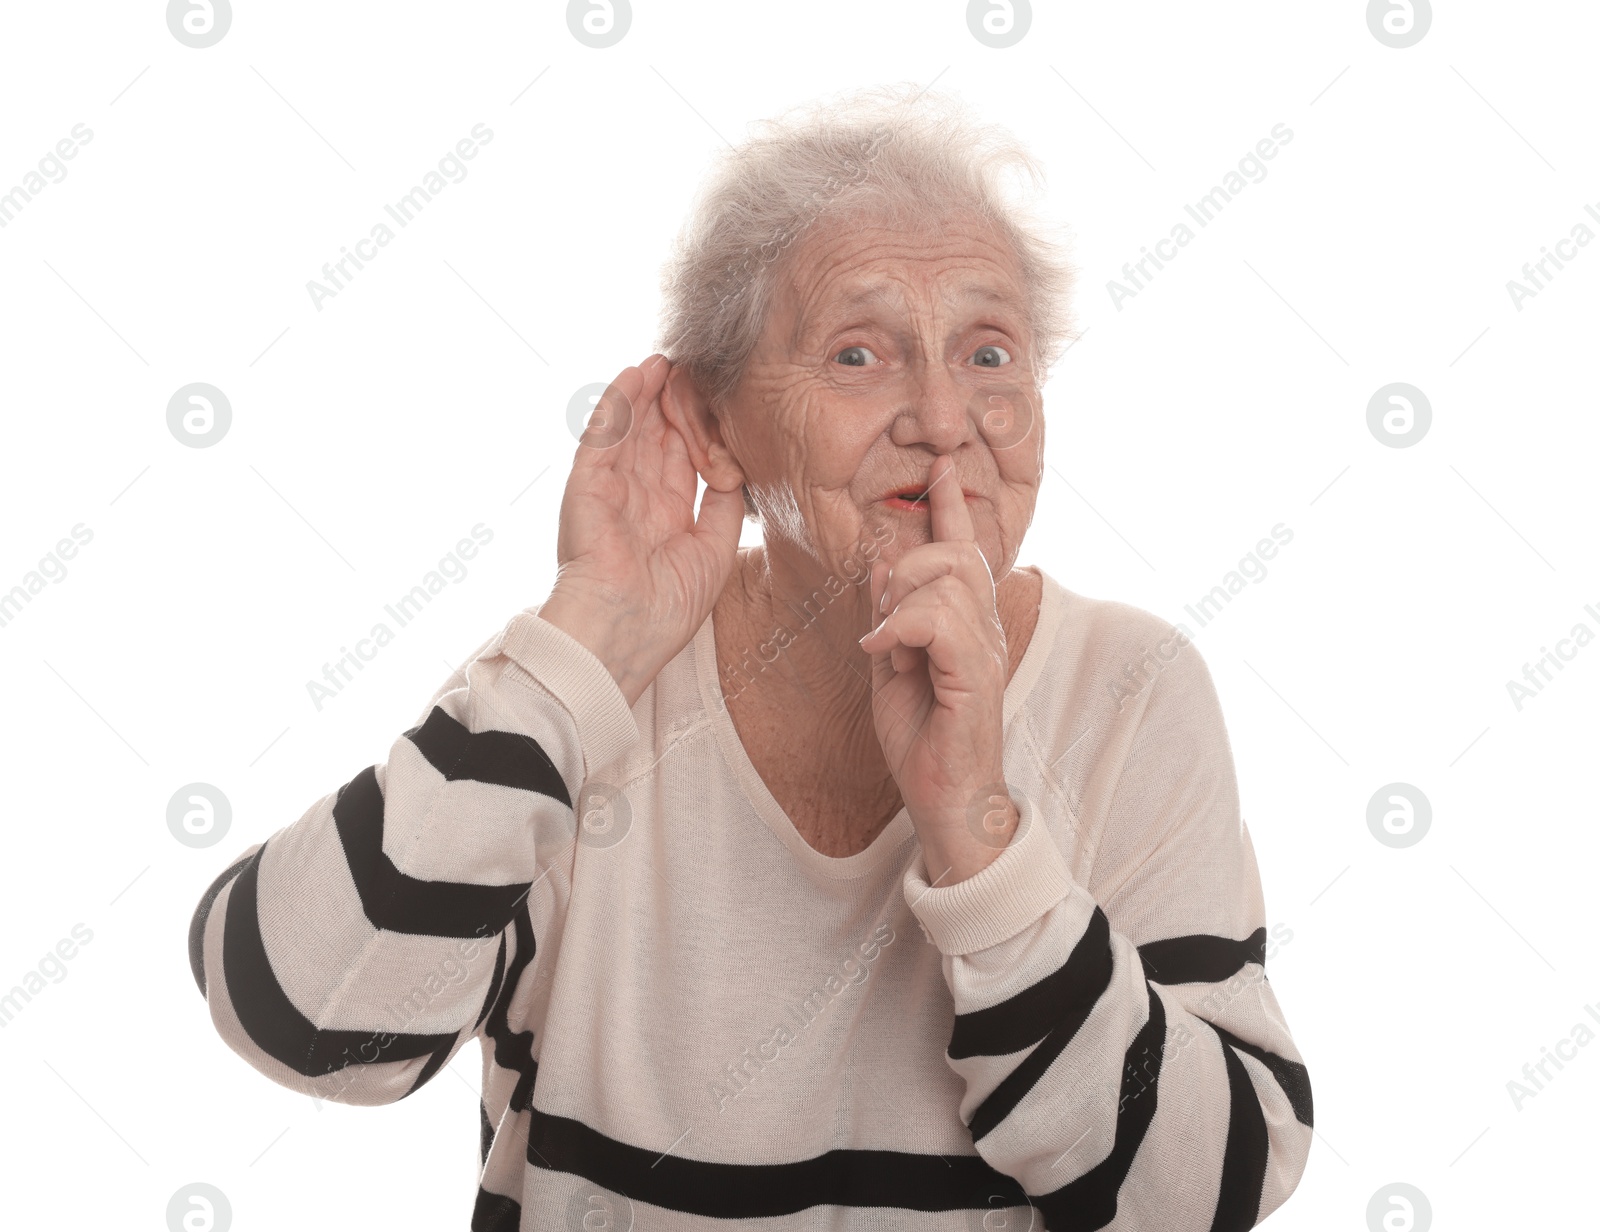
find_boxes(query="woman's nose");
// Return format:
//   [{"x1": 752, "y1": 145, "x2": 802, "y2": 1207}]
[{"x1": 898, "y1": 362, "x2": 974, "y2": 453}]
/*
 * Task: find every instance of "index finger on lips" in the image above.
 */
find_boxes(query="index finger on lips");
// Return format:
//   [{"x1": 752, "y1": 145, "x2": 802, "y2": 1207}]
[{"x1": 926, "y1": 454, "x2": 976, "y2": 545}]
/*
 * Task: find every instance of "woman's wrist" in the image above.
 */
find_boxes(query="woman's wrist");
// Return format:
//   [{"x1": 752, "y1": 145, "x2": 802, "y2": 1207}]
[
  {"x1": 914, "y1": 795, "x2": 1018, "y2": 887},
  {"x1": 536, "y1": 588, "x2": 653, "y2": 708}
]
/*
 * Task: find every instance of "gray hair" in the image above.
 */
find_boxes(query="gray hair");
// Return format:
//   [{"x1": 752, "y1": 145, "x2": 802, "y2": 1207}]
[{"x1": 656, "y1": 83, "x2": 1079, "y2": 424}]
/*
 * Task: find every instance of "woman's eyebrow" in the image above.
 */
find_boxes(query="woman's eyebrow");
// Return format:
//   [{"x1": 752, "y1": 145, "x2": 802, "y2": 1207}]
[
  {"x1": 791, "y1": 284, "x2": 905, "y2": 347},
  {"x1": 830, "y1": 280, "x2": 1014, "y2": 311}
]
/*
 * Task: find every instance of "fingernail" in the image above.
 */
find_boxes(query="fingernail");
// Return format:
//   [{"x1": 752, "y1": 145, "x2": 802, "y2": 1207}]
[{"x1": 878, "y1": 588, "x2": 889, "y2": 614}]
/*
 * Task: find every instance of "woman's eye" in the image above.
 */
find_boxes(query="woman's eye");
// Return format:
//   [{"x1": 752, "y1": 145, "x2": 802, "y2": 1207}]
[
  {"x1": 972, "y1": 344, "x2": 1012, "y2": 367},
  {"x1": 834, "y1": 345, "x2": 878, "y2": 367}
]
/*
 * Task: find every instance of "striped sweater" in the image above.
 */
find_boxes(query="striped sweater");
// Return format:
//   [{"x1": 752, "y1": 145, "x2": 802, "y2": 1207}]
[{"x1": 189, "y1": 568, "x2": 1312, "y2": 1229}]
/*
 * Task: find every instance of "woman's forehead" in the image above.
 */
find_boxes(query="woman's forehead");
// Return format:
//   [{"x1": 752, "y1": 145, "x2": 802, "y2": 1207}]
[
  {"x1": 793, "y1": 214, "x2": 1021, "y2": 280},
  {"x1": 778, "y1": 222, "x2": 1029, "y2": 323}
]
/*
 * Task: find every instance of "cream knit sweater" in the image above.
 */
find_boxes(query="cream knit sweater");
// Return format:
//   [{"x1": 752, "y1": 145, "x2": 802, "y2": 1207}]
[{"x1": 189, "y1": 568, "x2": 1311, "y2": 1229}]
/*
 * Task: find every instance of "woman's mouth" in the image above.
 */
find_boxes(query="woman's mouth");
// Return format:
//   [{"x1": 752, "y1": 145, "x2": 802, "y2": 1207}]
[
  {"x1": 879, "y1": 485, "x2": 976, "y2": 510},
  {"x1": 884, "y1": 488, "x2": 930, "y2": 509}
]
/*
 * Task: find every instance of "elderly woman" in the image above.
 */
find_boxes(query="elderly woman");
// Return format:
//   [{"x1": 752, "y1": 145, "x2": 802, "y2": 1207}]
[{"x1": 189, "y1": 86, "x2": 1311, "y2": 1229}]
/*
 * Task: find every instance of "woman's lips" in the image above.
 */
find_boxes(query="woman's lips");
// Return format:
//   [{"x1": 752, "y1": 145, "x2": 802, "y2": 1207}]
[{"x1": 879, "y1": 488, "x2": 978, "y2": 509}]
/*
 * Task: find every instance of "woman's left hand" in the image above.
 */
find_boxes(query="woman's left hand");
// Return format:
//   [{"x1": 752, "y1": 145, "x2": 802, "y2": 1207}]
[{"x1": 858, "y1": 454, "x2": 1019, "y2": 885}]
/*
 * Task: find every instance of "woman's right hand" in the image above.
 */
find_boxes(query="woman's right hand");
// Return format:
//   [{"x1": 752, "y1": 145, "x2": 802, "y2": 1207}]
[{"x1": 536, "y1": 355, "x2": 747, "y2": 707}]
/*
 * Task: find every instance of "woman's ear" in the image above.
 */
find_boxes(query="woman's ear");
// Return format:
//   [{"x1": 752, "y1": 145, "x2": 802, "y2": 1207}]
[{"x1": 660, "y1": 363, "x2": 746, "y2": 493}]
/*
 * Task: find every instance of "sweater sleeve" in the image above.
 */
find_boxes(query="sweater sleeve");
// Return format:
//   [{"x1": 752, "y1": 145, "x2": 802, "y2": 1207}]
[
  {"x1": 902, "y1": 636, "x2": 1312, "y2": 1231},
  {"x1": 187, "y1": 608, "x2": 640, "y2": 1106}
]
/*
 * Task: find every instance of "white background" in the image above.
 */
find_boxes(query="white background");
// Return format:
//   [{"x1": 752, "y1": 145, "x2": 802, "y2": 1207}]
[{"x1": 0, "y1": 1, "x2": 1595, "y2": 1228}]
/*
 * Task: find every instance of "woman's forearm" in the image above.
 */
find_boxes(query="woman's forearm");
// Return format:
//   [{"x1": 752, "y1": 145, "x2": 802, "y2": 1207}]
[{"x1": 188, "y1": 609, "x2": 640, "y2": 1106}]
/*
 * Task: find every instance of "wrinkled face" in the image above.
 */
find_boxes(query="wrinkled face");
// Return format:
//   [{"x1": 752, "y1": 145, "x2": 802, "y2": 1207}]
[{"x1": 722, "y1": 210, "x2": 1044, "y2": 580}]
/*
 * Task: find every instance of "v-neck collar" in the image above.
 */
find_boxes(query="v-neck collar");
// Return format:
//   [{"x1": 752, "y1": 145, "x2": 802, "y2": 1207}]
[{"x1": 692, "y1": 566, "x2": 1063, "y2": 881}]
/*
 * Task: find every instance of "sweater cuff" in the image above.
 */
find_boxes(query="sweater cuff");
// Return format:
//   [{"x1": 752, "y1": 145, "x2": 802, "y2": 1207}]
[
  {"x1": 488, "y1": 608, "x2": 641, "y2": 778},
  {"x1": 902, "y1": 790, "x2": 1079, "y2": 956}
]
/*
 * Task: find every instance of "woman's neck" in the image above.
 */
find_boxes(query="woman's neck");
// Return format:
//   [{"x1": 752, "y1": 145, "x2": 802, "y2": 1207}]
[
  {"x1": 708, "y1": 540, "x2": 1041, "y2": 857},
  {"x1": 712, "y1": 540, "x2": 1040, "y2": 751},
  {"x1": 716, "y1": 543, "x2": 874, "y2": 713}
]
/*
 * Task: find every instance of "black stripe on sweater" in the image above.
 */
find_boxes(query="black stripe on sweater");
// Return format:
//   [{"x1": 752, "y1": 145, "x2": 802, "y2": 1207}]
[
  {"x1": 525, "y1": 1110, "x2": 1031, "y2": 1218},
  {"x1": 405, "y1": 704, "x2": 571, "y2": 806},
  {"x1": 966, "y1": 912, "x2": 1116, "y2": 1142},
  {"x1": 1032, "y1": 982, "x2": 1167, "y2": 1231},
  {"x1": 1210, "y1": 1021, "x2": 1313, "y2": 1128},
  {"x1": 484, "y1": 905, "x2": 540, "y2": 1115},
  {"x1": 474, "y1": 933, "x2": 509, "y2": 1033},
  {"x1": 471, "y1": 1184, "x2": 522, "y2": 1232},
  {"x1": 188, "y1": 852, "x2": 256, "y2": 998},
  {"x1": 1208, "y1": 1029, "x2": 1270, "y2": 1232},
  {"x1": 220, "y1": 843, "x2": 459, "y2": 1078},
  {"x1": 1137, "y1": 928, "x2": 1266, "y2": 986},
  {"x1": 332, "y1": 764, "x2": 533, "y2": 938},
  {"x1": 404, "y1": 1039, "x2": 456, "y2": 1097},
  {"x1": 950, "y1": 907, "x2": 1114, "y2": 1061}
]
